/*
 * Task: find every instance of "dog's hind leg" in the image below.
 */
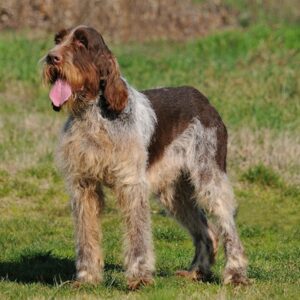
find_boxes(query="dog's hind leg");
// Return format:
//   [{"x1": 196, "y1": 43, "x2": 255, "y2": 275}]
[
  {"x1": 192, "y1": 171, "x2": 249, "y2": 285},
  {"x1": 71, "y1": 179, "x2": 104, "y2": 284},
  {"x1": 159, "y1": 173, "x2": 218, "y2": 281}
]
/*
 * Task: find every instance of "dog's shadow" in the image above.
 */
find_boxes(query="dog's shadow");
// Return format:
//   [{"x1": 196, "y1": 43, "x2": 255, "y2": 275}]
[
  {"x1": 0, "y1": 251, "x2": 221, "y2": 287},
  {"x1": 0, "y1": 251, "x2": 123, "y2": 286},
  {"x1": 0, "y1": 251, "x2": 75, "y2": 284}
]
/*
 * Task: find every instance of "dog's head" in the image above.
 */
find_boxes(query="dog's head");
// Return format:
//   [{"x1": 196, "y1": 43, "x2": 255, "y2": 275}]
[{"x1": 42, "y1": 25, "x2": 128, "y2": 113}]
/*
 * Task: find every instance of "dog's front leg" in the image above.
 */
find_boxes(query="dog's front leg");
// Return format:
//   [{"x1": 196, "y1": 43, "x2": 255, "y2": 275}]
[
  {"x1": 117, "y1": 179, "x2": 155, "y2": 289},
  {"x1": 71, "y1": 180, "x2": 104, "y2": 284}
]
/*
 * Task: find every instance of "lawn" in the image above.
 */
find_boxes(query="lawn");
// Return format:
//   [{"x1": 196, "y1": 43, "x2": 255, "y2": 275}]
[{"x1": 0, "y1": 21, "x2": 299, "y2": 299}]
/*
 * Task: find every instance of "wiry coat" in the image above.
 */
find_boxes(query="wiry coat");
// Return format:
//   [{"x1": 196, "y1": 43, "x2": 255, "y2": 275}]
[{"x1": 43, "y1": 25, "x2": 248, "y2": 289}]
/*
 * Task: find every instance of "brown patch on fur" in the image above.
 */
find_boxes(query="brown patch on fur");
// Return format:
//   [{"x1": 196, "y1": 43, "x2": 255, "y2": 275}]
[{"x1": 143, "y1": 86, "x2": 227, "y2": 171}]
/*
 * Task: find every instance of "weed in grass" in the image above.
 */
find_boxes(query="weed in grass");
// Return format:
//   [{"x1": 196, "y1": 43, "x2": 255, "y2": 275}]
[{"x1": 242, "y1": 164, "x2": 282, "y2": 187}]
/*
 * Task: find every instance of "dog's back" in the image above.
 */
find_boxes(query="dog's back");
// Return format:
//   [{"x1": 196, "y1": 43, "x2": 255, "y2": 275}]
[{"x1": 143, "y1": 86, "x2": 227, "y2": 171}]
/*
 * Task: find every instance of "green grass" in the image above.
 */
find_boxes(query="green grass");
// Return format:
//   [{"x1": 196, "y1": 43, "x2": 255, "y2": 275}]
[
  {"x1": 0, "y1": 174, "x2": 299, "y2": 299},
  {"x1": 0, "y1": 22, "x2": 299, "y2": 299}
]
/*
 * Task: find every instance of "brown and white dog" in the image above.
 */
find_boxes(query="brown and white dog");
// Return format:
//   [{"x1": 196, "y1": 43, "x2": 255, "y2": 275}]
[{"x1": 42, "y1": 25, "x2": 248, "y2": 289}]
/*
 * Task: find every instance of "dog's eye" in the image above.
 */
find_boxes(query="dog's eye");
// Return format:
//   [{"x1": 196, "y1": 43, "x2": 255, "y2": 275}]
[
  {"x1": 54, "y1": 30, "x2": 67, "y2": 44},
  {"x1": 54, "y1": 36, "x2": 62, "y2": 44}
]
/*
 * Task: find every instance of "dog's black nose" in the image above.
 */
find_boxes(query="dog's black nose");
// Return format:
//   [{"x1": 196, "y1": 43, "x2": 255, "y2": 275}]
[{"x1": 46, "y1": 53, "x2": 62, "y2": 65}]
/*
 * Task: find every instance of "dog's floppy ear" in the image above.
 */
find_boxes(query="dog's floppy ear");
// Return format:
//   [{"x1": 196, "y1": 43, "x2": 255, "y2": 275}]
[
  {"x1": 96, "y1": 53, "x2": 128, "y2": 112},
  {"x1": 103, "y1": 56, "x2": 128, "y2": 112},
  {"x1": 86, "y1": 28, "x2": 128, "y2": 112}
]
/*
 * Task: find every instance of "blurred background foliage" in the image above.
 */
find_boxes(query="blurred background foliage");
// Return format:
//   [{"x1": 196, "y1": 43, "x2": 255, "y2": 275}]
[{"x1": 0, "y1": 0, "x2": 299, "y2": 41}]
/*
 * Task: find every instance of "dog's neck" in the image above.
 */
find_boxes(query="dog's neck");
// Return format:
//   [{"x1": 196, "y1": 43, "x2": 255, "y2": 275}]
[
  {"x1": 69, "y1": 87, "x2": 130, "y2": 122},
  {"x1": 97, "y1": 93, "x2": 121, "y2": 121}
]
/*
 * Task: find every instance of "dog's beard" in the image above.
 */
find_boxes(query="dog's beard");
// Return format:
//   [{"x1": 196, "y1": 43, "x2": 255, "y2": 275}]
[{"x1": 43, "y1": 61, "x2": 100, "y2": 114}]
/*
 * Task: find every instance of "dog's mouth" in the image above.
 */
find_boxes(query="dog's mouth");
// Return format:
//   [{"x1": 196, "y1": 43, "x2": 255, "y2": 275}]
[
  {"x1": 46, "y1": 68, "x2": 72, "y2": 111},
  {"x1": 50, "y1": 79, "x2": 72, "y2": 108},
  {"x1": 44, "y1": 64, "x2": 87, "y2": 112}
]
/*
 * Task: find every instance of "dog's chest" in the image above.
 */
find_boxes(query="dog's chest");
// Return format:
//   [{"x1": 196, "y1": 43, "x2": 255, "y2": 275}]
[{"x1": 58, "y1": 118, "x2": 117, "y2": 183}]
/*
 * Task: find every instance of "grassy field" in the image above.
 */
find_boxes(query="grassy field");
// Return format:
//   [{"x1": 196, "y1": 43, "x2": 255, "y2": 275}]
[{"x1": 0, "y1": 19, "x2": 299, "y2": 300}]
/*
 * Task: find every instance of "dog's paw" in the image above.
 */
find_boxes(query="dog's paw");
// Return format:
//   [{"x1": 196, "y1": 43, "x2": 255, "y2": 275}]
[
  {"x1": 127, "y1": 275, "x2": 154, "y2": 290},
  {"x1": 76, "y1": 270, "x2": 102, "y2": 285},
  {"x1": 223, "y1": 269, "x2": 250, "y2": 286},
  {"x1": 176, "y1": 270, "x2": 200, "y2": 281},
  {"x1": 176, "y1": 269, "x2": 213, "y2": 282}
]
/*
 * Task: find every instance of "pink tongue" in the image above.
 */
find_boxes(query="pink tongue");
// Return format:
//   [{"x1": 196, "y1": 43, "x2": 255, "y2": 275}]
[{"x1": 49, "y1": 79, "x2": 72, "y2": 107}]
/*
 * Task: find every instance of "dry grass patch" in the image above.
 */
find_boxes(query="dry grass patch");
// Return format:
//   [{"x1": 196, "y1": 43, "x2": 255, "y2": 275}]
[
  {"x1": 228, "y1": 128, "x2": 300, "y2": 184},
  {"x1": 0, "y1": 112, "x2": 62, "y2": 174}
]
